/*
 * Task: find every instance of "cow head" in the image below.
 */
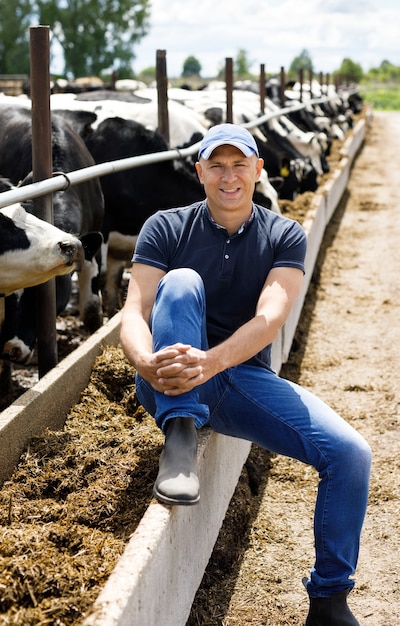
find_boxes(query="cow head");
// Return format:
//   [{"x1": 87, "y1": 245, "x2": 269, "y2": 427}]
[{"x1": 0, "y1": 203, "x2": 84, "y2": 297}]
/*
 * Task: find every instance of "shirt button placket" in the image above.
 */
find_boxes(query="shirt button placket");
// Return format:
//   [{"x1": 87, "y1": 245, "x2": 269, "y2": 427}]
[{"x1": 225, "y1": 238, "x2": 230, "y2": 260}]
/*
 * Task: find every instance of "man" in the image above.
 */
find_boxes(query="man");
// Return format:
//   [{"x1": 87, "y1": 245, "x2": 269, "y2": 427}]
[{"x1": 120, "y1": 123, "x2": 371, "y2": 626}]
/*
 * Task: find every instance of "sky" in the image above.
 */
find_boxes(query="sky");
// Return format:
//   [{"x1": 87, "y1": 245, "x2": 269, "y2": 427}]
[{"x1": 131, "y1": 0, "x2": 400, "y2": 78}]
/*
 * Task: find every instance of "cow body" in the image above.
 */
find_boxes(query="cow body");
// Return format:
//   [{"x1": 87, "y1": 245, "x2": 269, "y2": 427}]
[
  {"x1": 73, "y1": 114, "x2": 276, "y2": 314},
  {"x1": 82, "y1": 116, "x2": 206, "y2": 314},
  {"x1": 0, "y1": 186, "x2": 84, "y2": 397},
  {"x1": 0, "y1": 106, "x2": 104, "y2": 364}
]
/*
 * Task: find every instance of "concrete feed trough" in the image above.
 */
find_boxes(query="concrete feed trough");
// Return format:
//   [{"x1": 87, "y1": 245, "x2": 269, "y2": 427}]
[{"x1": 0, "y1": 117, "x2": 369, "y2": 626}]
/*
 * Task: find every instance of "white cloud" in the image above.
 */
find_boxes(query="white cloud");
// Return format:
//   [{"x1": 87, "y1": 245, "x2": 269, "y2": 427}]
[{"x1": 129, "y1": 0, "x2": 400, "y2": 78}]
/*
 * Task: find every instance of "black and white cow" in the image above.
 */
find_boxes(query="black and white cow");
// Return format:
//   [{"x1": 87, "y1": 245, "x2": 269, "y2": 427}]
[
  {"x1": 0, "y1": 178, "x2": 84, "y2": 397},
  {"x1": 0, "y1": 106, "x2": 104, "y2": 364},
  {"x1": 150, "y1": 86, "x2": 326, "y2": 200},
  {"x1": 57, "y1": 111, "x2": 279, "y2": 315},
  {"x1": 50, "y1": 88, "x2": 332, "y2": 304},
  {"x1": 83, "y1": 116, "x2": 206, "y2": 315}
]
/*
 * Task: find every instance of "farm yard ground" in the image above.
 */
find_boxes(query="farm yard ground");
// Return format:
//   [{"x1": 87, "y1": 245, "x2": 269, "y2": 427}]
[{"x1": 0, "y1": 110, "x2": 399, "y2": 625}]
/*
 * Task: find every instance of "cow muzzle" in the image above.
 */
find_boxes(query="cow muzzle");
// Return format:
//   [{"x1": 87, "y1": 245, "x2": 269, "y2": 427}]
[{"x1": 59, "y1": 238, "x2": 85, "y2": 269}]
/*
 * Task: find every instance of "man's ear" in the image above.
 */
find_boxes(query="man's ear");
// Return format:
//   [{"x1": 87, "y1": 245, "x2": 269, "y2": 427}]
[
  {"x1": 255, "y1": 157, "x2": 265, "y2": 181},
  {"x1": 195, "y1": 161, "x2": 204, "y2": 183}
]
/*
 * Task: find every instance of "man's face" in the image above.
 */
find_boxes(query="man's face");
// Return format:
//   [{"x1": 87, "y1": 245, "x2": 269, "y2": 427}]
[{"x1": 196, "y1": 144, "x2": 264, "y2": 214}]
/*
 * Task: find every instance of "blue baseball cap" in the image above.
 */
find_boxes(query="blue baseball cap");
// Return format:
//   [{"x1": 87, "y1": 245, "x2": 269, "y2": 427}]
[{"x1": 198, "y1": 123, "x2": 259, "y2": 160}]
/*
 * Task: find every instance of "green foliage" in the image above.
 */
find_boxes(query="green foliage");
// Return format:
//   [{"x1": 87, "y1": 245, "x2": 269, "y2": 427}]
[
  {"x1": 359, "y1": 59, "x2": 400, "y2": 110},
  {"x1": 38, "y1": 0, "x2": 151, "y2": 78},
  {"x1": 235, "y1": 49, "x2": 253, "y2": 78},
  {"x1": 182, "y1": 55, "x2": 201, "y2": 78},
  {"x1": 289, "y1": 49, "x2": 313, "y2": 75},
  {"x1": 214, "y1": 49, "x2": 255, "y2": 81},
  {"x1": 0, "y1": 0, "x2": 33, "y2": 74},
  {"x1": 334, "y1": 57, "x2": 363, "y2": 83},
  {"x1": 0, "y1": 0, "x2": 151, "y2": 79},
  {"x1": 138, "y1": 66, "x2": 156, "y2": 83},
  {"x1": 364, "y1": 59, "x2": 400, "y2": 82}
]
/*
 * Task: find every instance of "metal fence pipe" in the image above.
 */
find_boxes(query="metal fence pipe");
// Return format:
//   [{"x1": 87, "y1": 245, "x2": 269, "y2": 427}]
[{"x1": 0, "y1": 93, "x2": 354, "y2": 211}]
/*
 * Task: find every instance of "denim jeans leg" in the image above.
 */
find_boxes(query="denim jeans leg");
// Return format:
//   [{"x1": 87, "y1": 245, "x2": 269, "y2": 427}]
[
  {"x1": 201, "y1": 364, "x2": 372, "y2": 596},
  {"x1": 133, "y1": 268, "x2": 372, "y2": 595},
  {"x1": 135, "y1": 268, "x2": 210, "y2": 431}
]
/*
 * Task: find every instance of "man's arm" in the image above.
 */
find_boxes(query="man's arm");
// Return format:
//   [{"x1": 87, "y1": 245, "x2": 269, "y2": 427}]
[
  {"x1": 120, "y1": 263, "x2": 165, "y2": 386},
  {"x1": 155, "y1": 265, "x2": 304, "y2": 395},
  {"x1": 120, "y1": 262, "x2": 204, "y2": 392},
  {"x1": 207, "y1": 265, "x2": 304, "y2": 371}
]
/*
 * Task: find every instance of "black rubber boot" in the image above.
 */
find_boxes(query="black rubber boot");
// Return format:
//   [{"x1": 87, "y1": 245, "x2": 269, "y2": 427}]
[
  {"x1": 305, "y1": 588, "x2": 360, "y2": 626},
  {"x1": 153, "y1": 417, "x2": 200, "y2": 506}
]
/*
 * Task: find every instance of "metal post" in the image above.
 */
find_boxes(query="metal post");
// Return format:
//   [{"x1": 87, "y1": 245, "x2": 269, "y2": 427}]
[
  {"x1": 309, "y1": 68, "x2": 313, "y2": 95},
  {"x1": 156, "y1": 50, "x2": 170, "y2": 146},
  {"x1": 30, "y1": 25, "x2": 58, "y2": 376},
  {"x1": 225, "y1": 58, "x2": 233, "y2": 123},
  {"x1": 280, "y1": 66, "x2": 286, "y2": 107},
  {"x1": 259, "y1": 64, "x2": 266, "y2": 114},
  {"x1": 299, "y1": 68, "x2": 304, "y2": 102}
]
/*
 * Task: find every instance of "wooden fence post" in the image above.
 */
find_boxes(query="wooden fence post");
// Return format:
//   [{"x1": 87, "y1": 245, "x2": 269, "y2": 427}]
[
  {"x1": 156, "y1": 50, "x2": 170, "y2": 146},
  {"x1": 30, "y1": 25, "x2": 58, "y2": 376},
  {"x1": 225, "y1": 58, "x2": 233, "y2": 123},
  {"x1": 259, "y1": 64, "x2": 266, "y2": 114}
]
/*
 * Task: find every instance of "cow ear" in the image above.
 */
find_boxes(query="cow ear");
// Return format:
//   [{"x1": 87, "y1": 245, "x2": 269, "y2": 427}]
[{"x1": 79, "y1": 232, "x2": 103, "y2": 260}]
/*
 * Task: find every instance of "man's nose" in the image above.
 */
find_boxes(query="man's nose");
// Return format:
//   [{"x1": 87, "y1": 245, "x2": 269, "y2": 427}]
[{"x1": 221, "y1": 167, "x2": 236, "y2": 180}]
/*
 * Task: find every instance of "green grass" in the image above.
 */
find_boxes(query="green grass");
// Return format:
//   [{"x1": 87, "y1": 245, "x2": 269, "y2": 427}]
[{"x1": 358, "y1": 82, "x2": 400, "y2": 110}]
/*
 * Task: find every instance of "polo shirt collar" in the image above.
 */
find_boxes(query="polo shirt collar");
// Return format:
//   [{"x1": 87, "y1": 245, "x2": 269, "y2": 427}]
[{"x1": 203, "y1": 201, "x2": 255, "y2": 235}]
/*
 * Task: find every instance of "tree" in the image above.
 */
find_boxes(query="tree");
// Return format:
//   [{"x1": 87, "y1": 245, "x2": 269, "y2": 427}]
[
  {"x1": 235, "y1": 48, "x2": 254, "y2": 78},
  {"x1": 138, "y1": 66, "x2": 156, "y2": 83},
  {"x1": 335, "y1": 58, "x2": 363, "y2": 84},
  {"x1": 289, "y1": 49, "x2": 313, "y2": 75},
  {"x1": 0, "y1": 0, "x2": 33, "y2": 74},
  {"x1": 37, "y1": 0, "x2": 151, "y2": 78},
  {"x1": 377, "y1": 60, "x2": 400, "y2": 81},
  {"x1": 182, "y1": 55, "x2": 201, "y2": 78}
]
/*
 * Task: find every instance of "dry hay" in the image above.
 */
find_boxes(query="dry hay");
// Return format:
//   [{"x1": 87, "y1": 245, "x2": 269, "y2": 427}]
[
  {"x1": 279, "y1": 191, "x2": 315, "y2": 223},
  {"x1": 0, "y1": 345, "x2": 163, "y2": 625}
]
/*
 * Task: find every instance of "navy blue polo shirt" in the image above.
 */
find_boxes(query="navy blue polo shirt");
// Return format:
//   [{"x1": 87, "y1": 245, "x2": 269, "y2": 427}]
[{"x1": 133, "y1": 201, "x2": 307, "y2": 369}]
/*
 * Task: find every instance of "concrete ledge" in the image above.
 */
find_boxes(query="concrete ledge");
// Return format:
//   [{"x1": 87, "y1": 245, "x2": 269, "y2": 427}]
[
  {"x1": 0, "y1": 119, "x2": 367, "y2": 626},
  {"x1": 340, "y1": 118, "x2": 367, "y2": 161},
  {"x1": 323, "y1": 156, "x2": 351, "y2": 224},
  {"x1": 84, "y1": 429, "x2": 251, "y2": 626}
]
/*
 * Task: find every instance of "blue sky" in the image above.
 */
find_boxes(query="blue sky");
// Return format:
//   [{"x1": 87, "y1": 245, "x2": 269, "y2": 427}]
[{"x1": 129, "y1": 0, "x2": 400, "y2": 78}]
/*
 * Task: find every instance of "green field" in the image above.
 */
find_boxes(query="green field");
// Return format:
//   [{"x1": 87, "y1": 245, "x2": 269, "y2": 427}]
[{"x1": 358, "y1": 83, "x2": 400, "y2": 110}]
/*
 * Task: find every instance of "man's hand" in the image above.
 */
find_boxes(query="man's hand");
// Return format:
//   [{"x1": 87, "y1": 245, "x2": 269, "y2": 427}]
[{"x1": 138, "y1": 343, "x2": 206, "y2": 396}]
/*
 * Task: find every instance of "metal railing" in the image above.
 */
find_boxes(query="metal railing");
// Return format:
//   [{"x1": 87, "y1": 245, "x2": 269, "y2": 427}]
[{"x1": 0, "y1": 94, "x2": 341, "y2": 210}]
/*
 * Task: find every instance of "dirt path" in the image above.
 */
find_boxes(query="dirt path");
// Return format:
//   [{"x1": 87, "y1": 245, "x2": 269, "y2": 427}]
[{"x1": 188, "y1": 111, "x2": 400, "y2": 625}]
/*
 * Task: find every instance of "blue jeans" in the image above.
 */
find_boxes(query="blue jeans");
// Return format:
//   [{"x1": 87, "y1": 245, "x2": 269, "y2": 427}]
[{"x1": 135, "y1": 268, "x2": 372, "y2": 597}]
